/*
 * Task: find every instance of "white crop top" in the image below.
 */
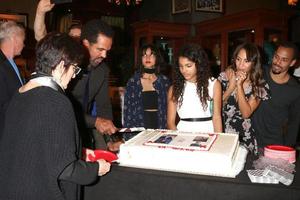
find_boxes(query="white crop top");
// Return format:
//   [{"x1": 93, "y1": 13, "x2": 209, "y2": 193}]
[{"x1": 177, "y1": 78, "x2": 216, "y2": 119}]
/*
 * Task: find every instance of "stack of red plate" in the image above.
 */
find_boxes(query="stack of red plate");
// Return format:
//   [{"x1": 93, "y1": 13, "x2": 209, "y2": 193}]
[
  {"x1": 264, "y1": 145, "x2": 296, "y2": 163},
  {"x1": 82, "y1": 148, "x2": 118, "y2": 163}
]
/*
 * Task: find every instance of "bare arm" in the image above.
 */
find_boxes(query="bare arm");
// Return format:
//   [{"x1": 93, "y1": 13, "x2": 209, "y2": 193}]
[
  {"x1": 222, "y1": 68, "x2": 236, "y2": 103},
  {"x1": 34, "y1": 0, "x2": 54, "y2": 41},
  {"x1": 236, "y1": 71, "x2": 260, "y2": 118},
  {"x1": 167, "y1": 86, "x2": 177, "y2": 130},
  {"x1": 212, "y1": 80, "x2": 223, "y2": 132}
]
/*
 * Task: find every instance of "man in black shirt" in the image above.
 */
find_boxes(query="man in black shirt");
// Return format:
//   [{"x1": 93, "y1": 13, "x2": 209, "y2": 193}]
[{"x1": 252, "y1": 41, "x2": 300, "y2": 148}]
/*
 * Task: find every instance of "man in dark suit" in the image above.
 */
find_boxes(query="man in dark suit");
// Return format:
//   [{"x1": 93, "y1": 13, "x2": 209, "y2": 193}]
[
  {"x1": 68, "y1": 19, "x2": 118, "y2": 148},
  {"x1": 0, "y1": 21, "x2": 25, "y2": 137},
  {"x1": 33, "y1": 0, "x2": 118, "y2": 148}
]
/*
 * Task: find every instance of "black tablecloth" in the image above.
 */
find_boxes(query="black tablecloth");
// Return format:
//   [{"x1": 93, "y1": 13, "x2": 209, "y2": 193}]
[{"x1": 84, "y1": 155, "x2": 300, "y2": 200}]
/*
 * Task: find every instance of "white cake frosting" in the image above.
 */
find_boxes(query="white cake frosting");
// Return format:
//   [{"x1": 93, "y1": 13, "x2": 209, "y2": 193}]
[
  {"x1": 144, "y1": 130, "x2": 217, "y2": 151},
  {"x1": 118, "y1": 130, "x2": 247, "y2": 178}
]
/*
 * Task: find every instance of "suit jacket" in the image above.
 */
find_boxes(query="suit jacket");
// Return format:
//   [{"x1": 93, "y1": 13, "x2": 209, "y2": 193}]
[
  {"x1": 0, "y1": 49, "x2": 22, "y2": 137},
  {"x1": 68, "y1": 62, "x2": 113, "y2": 129}
]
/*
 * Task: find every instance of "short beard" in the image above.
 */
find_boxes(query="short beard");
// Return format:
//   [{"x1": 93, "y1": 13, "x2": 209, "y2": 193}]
[
  {"x1": 271, "y1": 69, "x2": 281, "y2": 75},
  {"x1": 271, "y1": 64, "x2": 283, "y2": 75},
  {"x1": 90, "y1": 61, "x2": 98, "y2": 67},
  {"x1": 90, "y1": 59, "x2": 103, "y2": 67}
]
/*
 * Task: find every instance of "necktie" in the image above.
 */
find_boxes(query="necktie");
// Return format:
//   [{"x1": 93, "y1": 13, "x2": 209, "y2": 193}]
[
  {"x1": 82, "y1": 71, "x2": 97, "y2": 116},
  {"x1": 8, "y1": 59, "x2": 23, "y2": 85},
  {"x1": 83, "y1": 71, "x2": 91, "y2": 112}
]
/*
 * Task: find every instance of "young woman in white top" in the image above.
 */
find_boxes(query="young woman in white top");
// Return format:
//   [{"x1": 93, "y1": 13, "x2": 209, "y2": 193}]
[{"x1": 167, "y1": 44, "x2": 222, "y2": 133}]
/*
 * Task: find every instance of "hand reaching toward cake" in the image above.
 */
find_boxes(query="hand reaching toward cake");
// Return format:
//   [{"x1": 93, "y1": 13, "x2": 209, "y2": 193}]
[
  {"x1": 97, "y1": 159, "x2": 111, "y2": 176},
  {"x1": 107, "y1": 140, "x2": 124, "y2": 152},
  {"x1": 95, "y1": 117, "x2": 118, "y2": 135}
]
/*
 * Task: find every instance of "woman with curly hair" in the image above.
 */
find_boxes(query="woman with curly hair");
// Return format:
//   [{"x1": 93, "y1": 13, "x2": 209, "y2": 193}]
[
  {"x1": 167, "y1": 44, "x2": 222, "y2": 133},
  {"x1": 218, "y1": 42, "x2": 270, "y2": 154}
]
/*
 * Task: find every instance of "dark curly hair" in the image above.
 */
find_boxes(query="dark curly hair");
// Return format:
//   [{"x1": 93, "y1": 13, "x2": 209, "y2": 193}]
[
  {"x1": 137, "y1": 44, "x2": 163, "y2": 75},
  {"x1": 35, "y1": 32, "x2": 84, "y2": 75},
  {"x1": 172, "y1": 44, "x2": 211, "y2": 110},
  {"x1": 80, "y1": 19, "x2": 114, "y2": 44},
  {"x1": 230, "y1": 42, "x2": 264, "y2": 97}
]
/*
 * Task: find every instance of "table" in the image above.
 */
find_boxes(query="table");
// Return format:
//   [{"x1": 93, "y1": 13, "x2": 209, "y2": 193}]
[{"x1": 84, "y1": 156, "x2": 300, "y2": 200}]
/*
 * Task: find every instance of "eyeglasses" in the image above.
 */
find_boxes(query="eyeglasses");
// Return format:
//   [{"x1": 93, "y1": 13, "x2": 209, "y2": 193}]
[{"x1": 72, "y1": 64, "x2": 81, "y2": 75}]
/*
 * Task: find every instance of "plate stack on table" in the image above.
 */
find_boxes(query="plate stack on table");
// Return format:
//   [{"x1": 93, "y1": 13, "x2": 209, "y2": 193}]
[{"x1": 247, "y1": 145, "x2": 296, "y2": 185}]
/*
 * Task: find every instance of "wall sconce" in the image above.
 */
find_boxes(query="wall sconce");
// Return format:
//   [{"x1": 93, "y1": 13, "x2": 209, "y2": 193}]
[
  {"x1": 108, "y1": 0, "x2": 142, "y2": 6},
  {"x1": 288, "y1": 0, "x2": 298, "y2": 6}
]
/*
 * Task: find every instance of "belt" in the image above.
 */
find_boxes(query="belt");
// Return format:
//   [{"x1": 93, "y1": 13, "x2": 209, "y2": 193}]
[{"x1": 180, "y1": 117, "x2": 212, "y2": 122}]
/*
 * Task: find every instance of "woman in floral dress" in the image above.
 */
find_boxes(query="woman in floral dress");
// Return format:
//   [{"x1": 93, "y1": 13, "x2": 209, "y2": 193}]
[{"x1": 218, "y1": 43, "x2": 270, "y2": 154}]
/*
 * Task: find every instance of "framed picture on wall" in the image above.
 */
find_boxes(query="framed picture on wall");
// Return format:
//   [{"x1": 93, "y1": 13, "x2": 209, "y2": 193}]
[
  {"x1": 195, "y1": 0, "x2": 223, "y2": 13},
  {"x1": 0, "y1": 13, "x2": 28, "y2": 27},
  {"x1": 172, "y1": 0, "x2": 191, "y2": 14}
]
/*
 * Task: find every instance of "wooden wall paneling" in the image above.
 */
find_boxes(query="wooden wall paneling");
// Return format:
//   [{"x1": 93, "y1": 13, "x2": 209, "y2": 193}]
[
  {"x1": 195, "y1": 9, "x2": 289, "y2": 70},
  {"x1": 132, "y1": 20, "x2": 190, "y2": 65}
]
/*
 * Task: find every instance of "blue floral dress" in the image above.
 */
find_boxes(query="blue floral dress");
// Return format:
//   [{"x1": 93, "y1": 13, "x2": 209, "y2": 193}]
[
  {"x1": 123, "y1": 72, "x2": 170, "y2": 129},
  {"x1": 218, "y1": 72, "x2": 270, "y2": 154}
]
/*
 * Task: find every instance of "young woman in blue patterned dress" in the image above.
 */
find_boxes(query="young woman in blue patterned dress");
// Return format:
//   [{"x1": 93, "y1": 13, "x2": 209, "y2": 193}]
[
  {"x1": 123, "y1": 44, "x2": 170, "y2": 129},
  {"x1": 218, "y1": 43, "x2": 270, "y2": 154}
]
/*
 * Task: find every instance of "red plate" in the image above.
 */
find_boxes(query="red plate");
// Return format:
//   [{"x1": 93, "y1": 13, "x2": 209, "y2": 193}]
[
  {"x1": 265, "y1": 145, "x2": 294, "y2": 152},
  {"x1": 83, "y1": 148, "x2": 118, "y2": 163}
]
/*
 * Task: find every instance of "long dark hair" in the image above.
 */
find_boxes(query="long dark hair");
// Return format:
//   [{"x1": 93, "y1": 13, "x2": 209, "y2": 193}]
[
  {"x1": 137, "y1": 44, "x2": 163, "y2": 75},
  {"x1": 231, "y1": 42, "x2": 264, "y2": 97},
  {"x1": 172, "y1": 44, "x2": 211, "y2": 110}
]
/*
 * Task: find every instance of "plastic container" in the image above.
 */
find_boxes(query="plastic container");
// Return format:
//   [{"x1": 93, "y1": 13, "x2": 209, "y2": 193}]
[{"x1": 264, "y1": 145, "x2": 296, "y2": 163}]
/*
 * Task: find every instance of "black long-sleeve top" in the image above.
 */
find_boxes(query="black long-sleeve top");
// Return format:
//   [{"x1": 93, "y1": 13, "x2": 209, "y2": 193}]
[
  {"x1": 252, "y1": 66, "x2": 300, "y2": 148},
  {"x1": 0, "y1": 86, "x2": 98, "y2": 200}
]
